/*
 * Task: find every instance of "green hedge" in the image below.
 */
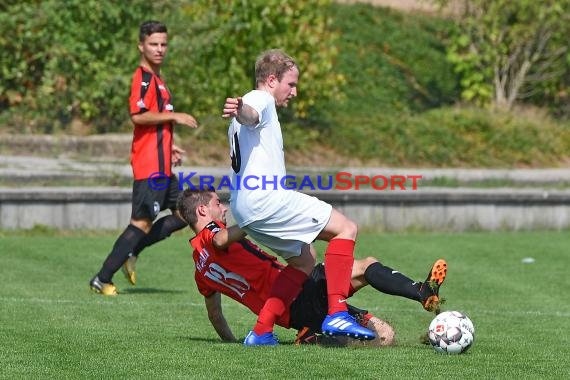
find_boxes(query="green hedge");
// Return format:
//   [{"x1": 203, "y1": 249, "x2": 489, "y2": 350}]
[
  {"x1": 0, "y1": 0, "x2": 341, "y2": 133},
  {"x1": 326, "y1": 106, "x2": 569, "y2": 167},
  {"x1": 0, "y1": 0, "x2": 155, "y2": 133},
  {"x1": 312, "y1": 3, "x2": 569, "y2": 167},
  {"x1": 321, "y1": 3, "x2": 459, "y2": 118}
]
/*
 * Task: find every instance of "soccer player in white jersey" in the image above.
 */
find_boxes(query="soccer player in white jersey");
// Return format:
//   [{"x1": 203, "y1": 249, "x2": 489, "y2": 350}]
[{"x1": 222, "y1": 49, "x2": 375, "y2": 345}]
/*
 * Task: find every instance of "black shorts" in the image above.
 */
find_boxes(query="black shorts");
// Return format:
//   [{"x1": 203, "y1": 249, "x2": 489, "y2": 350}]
[
  {"x1": 131, "y1": 175, "x2": 180, "y2": 220},
  {"x1": 289, "y1": 264, "x2": 368, "y2": 331}
]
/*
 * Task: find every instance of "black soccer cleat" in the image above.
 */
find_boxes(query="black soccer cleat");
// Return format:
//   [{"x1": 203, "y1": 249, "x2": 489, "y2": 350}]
[{"x1": 419, "y1": 259, "x2": 447, "y2": 313}]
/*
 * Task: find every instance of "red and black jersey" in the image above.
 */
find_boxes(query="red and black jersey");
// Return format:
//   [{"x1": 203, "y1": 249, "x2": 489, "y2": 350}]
[
  {"x1": 190, "y1": 221, "x2": 292, "y2": 328},
  {"x1": 128, "y1": 66, "x2": 174, "y2": 180}
]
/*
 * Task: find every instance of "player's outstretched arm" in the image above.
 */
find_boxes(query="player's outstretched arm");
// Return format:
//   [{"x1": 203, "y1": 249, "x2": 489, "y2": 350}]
[
  {"x1": 222, "y1": 97, "x2": 259, "y2": 126},
  {"x1": 204, "y1": 292, "x2": 237, "y2": 342},
  {"x1": 212, "y1": 225, "x2": 247, "y2": 250}
]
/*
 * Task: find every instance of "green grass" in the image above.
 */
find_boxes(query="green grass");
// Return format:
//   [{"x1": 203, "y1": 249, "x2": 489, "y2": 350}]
[{"x1": 1, "y1": 231, "x2": 569, "y2": 379}]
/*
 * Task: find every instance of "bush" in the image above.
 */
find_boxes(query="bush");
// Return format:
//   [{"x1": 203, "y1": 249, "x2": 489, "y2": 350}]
[
  {"x1": 327, "y1": 106, "x2": 569, "y2": 167},
  {"x1": 1, "y1": 1, "x2": 567, "y2": 168},
  {"x1": 0, "y1": 0, "x2": 160, "y2": 133},
  {"x1": 321, "y1": 3, "x2": 460, "y2": 119},
  {"x1": 168, "y1": 0, "x2": 342, "y2": 122},
  {"x1": 0, "y1": 0, "x2": 341, "y2": 134}
]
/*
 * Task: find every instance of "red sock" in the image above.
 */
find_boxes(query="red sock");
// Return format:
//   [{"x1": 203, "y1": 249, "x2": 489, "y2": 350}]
[
  {"x1": 324, "y1": 238, "x2": 355, "y2": 315},
  {"x1": 253, "y1": 266, "x2": 308, "y2": 335}
]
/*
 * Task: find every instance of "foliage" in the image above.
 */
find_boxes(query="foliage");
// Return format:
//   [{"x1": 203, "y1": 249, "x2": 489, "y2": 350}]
[
  {"x1": 0, "y1": 0, "x2": 340, "y2": 133},
  {"x1": 166, "y1": 0, "x2": 342, "y2": 122},
  {"x1": 327, "y1": 106, "x2": 569, "y2": 167},
  {"x1": 1, "y1": 0, "x2": 567, "y2": 168},
  {"x1": 187, "y1": 2, "x2": 461, "y2": 152},
  {"x1": 0, "y1": 0, "x2": 160, "y2": 133},
  {"x1": 322, "y1": 3, "x2": 460, "y2": 119},
  {"x1": 432, "y1": 0, "x2": 570, "y2": 110},
  {"x1": 310, "y1": 3, "x2": 568, "y2": 168}
]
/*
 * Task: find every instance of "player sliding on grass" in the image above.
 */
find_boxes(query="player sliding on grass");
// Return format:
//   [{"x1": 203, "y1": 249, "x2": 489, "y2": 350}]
[{"x1": 177, "y1": 188, "x2": 447, "y2": 345}]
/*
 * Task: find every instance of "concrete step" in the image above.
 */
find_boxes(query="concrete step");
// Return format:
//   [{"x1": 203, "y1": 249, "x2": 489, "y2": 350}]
[{"x1": 1, "y1": 155, "x2": 569, "y2": 185}]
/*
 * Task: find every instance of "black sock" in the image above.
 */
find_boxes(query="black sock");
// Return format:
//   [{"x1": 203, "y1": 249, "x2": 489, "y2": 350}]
[
  {"x1": 97, "y1": 224, "x2": 146, "y2": 283},
  {"x1": 133, "y1": 214, "x2": 187, "y2": 257},
  {"x1": 364, "y1": 262, "x2": 421, "y2": 302}
]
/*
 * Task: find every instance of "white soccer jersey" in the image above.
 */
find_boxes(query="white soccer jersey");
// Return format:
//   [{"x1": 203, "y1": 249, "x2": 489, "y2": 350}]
[{"x1": 228, "y1": 90, "x2": 288, "y2": 226}]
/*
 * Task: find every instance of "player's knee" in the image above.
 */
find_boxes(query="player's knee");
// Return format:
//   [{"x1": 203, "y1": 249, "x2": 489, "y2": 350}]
[
  {"x1": 130, "y1": 218, "x2": 152, "y2": 234},
  {"x1": 342, "y1": 218, "x2": 358, "y2": 239},
  {"x1": 353, "y1": 257, "x2": 379, "y2": 277},
  {"x1": 363, "y1": 256, "x2": 379, "y2": 267}
]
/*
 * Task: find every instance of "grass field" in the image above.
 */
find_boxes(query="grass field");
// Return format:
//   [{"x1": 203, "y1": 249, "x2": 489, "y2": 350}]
[{"x1": 1, "y1": 230, "x2": 569, "y2": 379}]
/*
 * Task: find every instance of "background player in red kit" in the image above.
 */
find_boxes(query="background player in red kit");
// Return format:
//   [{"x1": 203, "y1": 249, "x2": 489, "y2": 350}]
[
  {"x1": 177, "y1": 188, "x2": 447, "y2": 345},
  {"x1": 90, "y1": 20, "x2": 198, "y2": 295}
]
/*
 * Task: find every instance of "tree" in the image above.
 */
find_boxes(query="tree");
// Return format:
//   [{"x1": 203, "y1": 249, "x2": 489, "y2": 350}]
[
  {"x1": 0, "y1": 0, "x2": 157, "y2": 133},
  {"x1": 0, "y1": 0, "x2": 341, "y2": 133},
  {"x1": 433, "y1": 0, "x2": 570, "y2": 110}
]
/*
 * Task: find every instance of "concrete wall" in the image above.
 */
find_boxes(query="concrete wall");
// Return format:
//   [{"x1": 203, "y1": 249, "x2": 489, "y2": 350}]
[
  {"x1": 1, "y1": 187, "x2": 569, "y2": 231},
  {"x1": 0, "y1": 188, "x2": 132, "y2": 230}
]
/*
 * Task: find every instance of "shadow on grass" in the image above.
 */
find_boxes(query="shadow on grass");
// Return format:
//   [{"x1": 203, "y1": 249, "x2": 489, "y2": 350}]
[
  {"x1": 120, "y1": 288, "x2": 187, "y2": 295},
  {"x1": 177, "y1": 336, "x2": 241, "y2": 344}
]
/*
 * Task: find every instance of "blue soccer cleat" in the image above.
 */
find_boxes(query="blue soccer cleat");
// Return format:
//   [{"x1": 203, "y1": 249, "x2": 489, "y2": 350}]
[
  {"x1": 322, "y1": 311, "x2": 376, "y2": 340},
  {"x1": 243, "y1": 331, "x2": 279, "y2": 346}
]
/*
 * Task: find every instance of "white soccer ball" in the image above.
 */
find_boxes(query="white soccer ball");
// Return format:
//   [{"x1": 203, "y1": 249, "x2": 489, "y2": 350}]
[{"x1": 428, "y1": 311, "x2": 475, "y2": 354}]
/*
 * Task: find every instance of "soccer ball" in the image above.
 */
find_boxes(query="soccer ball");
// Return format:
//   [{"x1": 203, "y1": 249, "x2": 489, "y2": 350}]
[{"x1": 428, "y1": 311, "x2": 475, "y2": 354}]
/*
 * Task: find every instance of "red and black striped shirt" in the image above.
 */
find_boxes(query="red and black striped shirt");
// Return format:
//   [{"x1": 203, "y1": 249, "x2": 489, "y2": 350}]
[
  {"x1": 190, "y1": 221, "x2": 292, "y2": 328},
  {"x1": 128, "y1": 66, "x2": 174, "y2": 180}
]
